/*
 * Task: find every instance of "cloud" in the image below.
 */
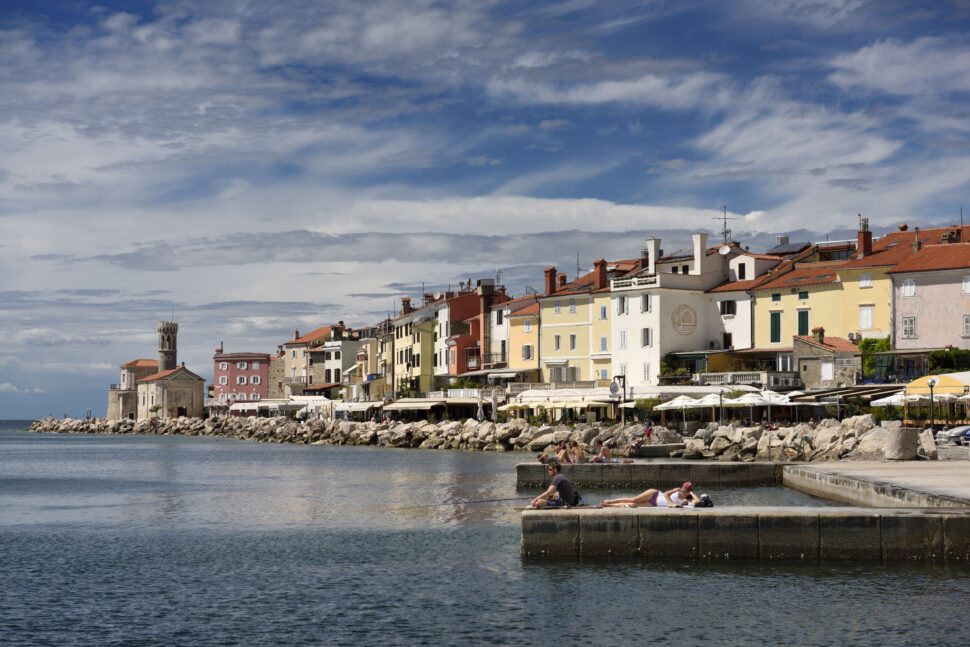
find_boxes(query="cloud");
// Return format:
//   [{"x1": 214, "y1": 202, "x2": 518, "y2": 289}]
[
  {"x1": 538, "y1": 119, "x2": 570, "y2": 130},
  {"x1": 0, "y1": 382, "x2": 46, "y2": 394},
  {"x1": 830, "y1": 37, "x2": 970, "y2": 96}
]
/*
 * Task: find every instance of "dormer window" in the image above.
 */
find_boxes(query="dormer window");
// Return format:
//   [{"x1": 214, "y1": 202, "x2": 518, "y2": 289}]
[{"x1": 738, "y1": 263, "x2": 746, "y2": 280}]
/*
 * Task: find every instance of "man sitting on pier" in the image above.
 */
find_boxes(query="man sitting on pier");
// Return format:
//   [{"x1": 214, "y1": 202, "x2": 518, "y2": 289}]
[
  {"x1": 590, "y1": 439, "x2": 613, "y2": 463},
  {"x1": 531, "y1": 462, "x2": 581, "y2": 508}
]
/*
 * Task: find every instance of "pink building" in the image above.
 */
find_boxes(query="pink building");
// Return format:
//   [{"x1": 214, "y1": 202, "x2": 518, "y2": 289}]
[{"x1": 211, "y1": 346, "x2": 271, "y2": 412}]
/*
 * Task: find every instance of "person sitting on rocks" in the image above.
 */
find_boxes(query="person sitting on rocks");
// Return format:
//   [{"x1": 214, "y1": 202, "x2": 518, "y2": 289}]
[
  {"x1": 531, "y1": 461, "x2": 581, "y2": 508},
  {"x1": 569, "y1": 440, "x2": 587, "y2": 464},
  {"x1": 555, "y1": 442, "x2": 571, "y2": 464},
  {"x1": 600, "y1": 482, "x2": 696, "y2": 508},
  {"x1": 590, "y1": 439, "x2": 613, "y2": 463}
]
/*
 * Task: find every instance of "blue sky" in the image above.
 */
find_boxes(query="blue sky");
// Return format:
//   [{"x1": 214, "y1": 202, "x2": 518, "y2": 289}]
[{"x1": 2, "y1": 0, "x2": 970, "y2": 417}]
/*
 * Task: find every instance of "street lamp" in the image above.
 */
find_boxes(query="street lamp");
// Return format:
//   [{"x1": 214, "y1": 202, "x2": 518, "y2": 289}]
[
  {"x1": 928, "y1": 377, "x2": 938, "y2": 434},
  {"x1": 612, "y1": 375, "x2": 627, "y2": 425},
  {"x1": 718, "y1": 388, "x2": 725, "y2": 426}
]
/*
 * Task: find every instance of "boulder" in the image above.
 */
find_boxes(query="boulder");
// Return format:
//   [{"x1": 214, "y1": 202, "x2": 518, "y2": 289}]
[
  {"x1": 652, "y1": 427, "x2": 682, "y2": 444},
  {"x1": 527, "y1": 432, "x2": 557, "y2": 452},
  {"x1": 918, "y1": 428, "x2": 938, "y2": 460},
  {"x1": 846, "y1": 428, "x2": 895, "y2": 460},
  {"x1": 883, "y1": 426, "x2": 920, "y2": 460},
  {"x1": 709, "y1": 436, "x2": 732, "y2": 456},
  {"x1": 682, "y1": 437, "x2": 706, "y2": 460}
]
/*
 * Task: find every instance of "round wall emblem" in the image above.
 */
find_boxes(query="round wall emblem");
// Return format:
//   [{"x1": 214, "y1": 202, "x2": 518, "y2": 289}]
[{"x1": 671, "y1": 304, "x2": 697, "y2": 336}]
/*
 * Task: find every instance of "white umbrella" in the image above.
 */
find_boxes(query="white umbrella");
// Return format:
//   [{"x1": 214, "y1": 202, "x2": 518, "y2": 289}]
[
  {"x1": 654, "y1": 395, "x2": 698, "y2": 410},
  {"x1": 870, "y1": 392, "x2": 905, "y2": 407},
  {"x1": 476, "y1": 392, "x2": 484, "y2": 422},
  {"x1": 491, "y1": 390, "x2": 498, "y2": 423}
]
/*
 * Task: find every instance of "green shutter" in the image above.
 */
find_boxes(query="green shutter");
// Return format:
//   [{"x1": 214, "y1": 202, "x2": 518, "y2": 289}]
[
  {"x1": 798, "y1": 310, "x2": 809, "y2": 336},
  {"x1": 770, "y1": 312, "x2": 781, "y2": 343}
]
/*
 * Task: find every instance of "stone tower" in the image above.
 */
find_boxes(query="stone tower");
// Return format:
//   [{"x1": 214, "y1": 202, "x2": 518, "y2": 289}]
[{"x1": 158, "y1": 321, "x2": 178, "y2": 371}]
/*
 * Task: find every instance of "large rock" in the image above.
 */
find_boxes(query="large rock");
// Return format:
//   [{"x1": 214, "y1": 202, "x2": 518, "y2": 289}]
[
  {"x1": 918, "y1": 429, "x2": 938, "y2": 460},
  {"x1": 682, "y1": 437, "x2": 706, "y2": 459},
  {"x1": 846, "y1": 428, "x2": 896, "y2": 460},
  {"x1": 883, "y1": 427, "x2": 920, "y2": 460},
  {"x1": 652, "y1": 427, "x2": 682, "y2": 444},
  {"x1": 709, "y1": 436, "x2": 732, "y2": 456},
  {"x1": 527, "y1": 432, "x2": 557, "y2": 452}
]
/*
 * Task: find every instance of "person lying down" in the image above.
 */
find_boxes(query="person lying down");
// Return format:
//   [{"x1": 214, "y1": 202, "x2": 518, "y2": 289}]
[{"x1": 600, "y1": 482, "x2": 713, "y2": 508}]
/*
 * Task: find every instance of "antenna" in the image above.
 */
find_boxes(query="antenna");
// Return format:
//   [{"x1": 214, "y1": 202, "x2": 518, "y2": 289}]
[
  {"x1": 576, "y1": 251, "x2": 581, "y2": 279},
  {"x1": 495, "y1": 268, "x2": 503, "y2": 285},
  {"x1": 962, "y1": 207, "x2": 964, "y2": 228},
  {"x1": 714, "y1": 205, "x2": 740, "y2": 246}
]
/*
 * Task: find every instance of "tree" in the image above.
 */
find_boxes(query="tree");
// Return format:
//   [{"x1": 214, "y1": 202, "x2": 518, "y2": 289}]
[{"x1": 858, "y1": 337, "x2": 891, "y2": 377}]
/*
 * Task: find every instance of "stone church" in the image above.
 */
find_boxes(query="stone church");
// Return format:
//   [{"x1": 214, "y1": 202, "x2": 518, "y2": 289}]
[{"x1": 107, "y1": 321, "x2": 205, "y2": 420}]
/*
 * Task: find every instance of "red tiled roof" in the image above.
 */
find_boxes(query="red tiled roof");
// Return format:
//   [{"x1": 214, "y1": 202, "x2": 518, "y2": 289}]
[
  {"x1": 122, "y1": 359, "x2": 159, "y2": 368},
  {"x1": 739, "y1": 251, "x2": 783, "y2": 261},
  {"x1": 542, "y1": 259, "x2": 639, "y2": 297},
  {"x1": 287, "y1": 326, "x2": 333, "y2": 345},
  {"x1": 753, "y1": 265, "x2": 842, "y2": 291},
  {"x1": 840, "y1": 225, "x2": 970, "y2": 269},
  {"x1": 213, "y1": 352, "x2": 271, "y2": 360},
  {"x1": 508, "y1": 302, "x2": 539, "y2": 317},
  {"x1": 795, "y1": 335, "x2": 859, "y2": 353},
  {"x1": 707, "y1": 278, "x2": 762, "y2": 294},
  {"x1": 887, "y1": 243, "x2": 970, "y2": 274},
  {"x1": 136, "y1": 368, "x2": 181, "y2": 382}
]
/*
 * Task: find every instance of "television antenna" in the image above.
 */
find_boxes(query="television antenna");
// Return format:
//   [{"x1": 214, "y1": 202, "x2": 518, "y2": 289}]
[{"x1": 714, "y1": 205, "x2": 742, "y2": 246}]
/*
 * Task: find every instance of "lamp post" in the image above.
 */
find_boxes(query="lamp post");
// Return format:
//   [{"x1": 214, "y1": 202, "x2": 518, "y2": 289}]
[
  {"x1": 613, "y1": 375, "x2": 627, "y2": 425},
  {"x1": 718, "y1": 389, "x2": 724, "y2": 427},
  {"x1": 928, "y1": 377, "x2": 938, "y2": 434}
]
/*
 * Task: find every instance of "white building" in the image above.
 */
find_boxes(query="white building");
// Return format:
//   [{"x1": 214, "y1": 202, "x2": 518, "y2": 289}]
[
  {"x1": 610, "y1": 233, "x2": 740, "y2": 391},
  {"x1": 705, "y1": 251, "x2": 782, "y2": 351}
]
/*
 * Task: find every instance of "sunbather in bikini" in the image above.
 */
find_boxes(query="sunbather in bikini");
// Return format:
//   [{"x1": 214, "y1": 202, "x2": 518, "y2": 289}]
[{"x1": 600, "y1": 481, "x2": 696, "y2": 508}]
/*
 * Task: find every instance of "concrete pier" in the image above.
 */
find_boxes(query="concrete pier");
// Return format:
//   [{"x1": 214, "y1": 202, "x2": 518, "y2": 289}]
[
  {"x1": 517, "y1": 461, "x2": 783, "y2": 488},
  {"x1": 521, "y1": 506, "x2": 970, "y2": 563},
  {"x1": 520, "y1": 461, "x2": 970, "y2": 562}
]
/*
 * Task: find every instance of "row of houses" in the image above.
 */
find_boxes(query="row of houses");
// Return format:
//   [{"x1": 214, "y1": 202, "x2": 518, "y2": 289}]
[{"x1": 110, "y1": 219, "x2": 970, "y2": 420}]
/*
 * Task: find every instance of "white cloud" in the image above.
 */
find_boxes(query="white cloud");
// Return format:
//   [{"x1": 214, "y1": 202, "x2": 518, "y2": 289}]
[
  {"x1": 830, "y1": 37, "x2": 970, "y2": 95},
  {"x1": 0, "y1": 382, "x2": 46, "y2": 394},
  {"x1": 538, "y1": 119, "x2": 570, "y2": 130}
]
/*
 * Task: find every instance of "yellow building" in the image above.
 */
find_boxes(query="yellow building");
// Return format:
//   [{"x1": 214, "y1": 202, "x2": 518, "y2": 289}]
[
  {"x1": 506, "y1": 297, "x2": 541, "y2": 380},
  {"x1": 537, "y1": 258, "x2": 638, "y2": 383},
  {"x1": 392, "y1": 298, "x2": 438, "y2": 396},
  {"x1": 751, "y1": 264, "x2": 845, "y2": 350}
]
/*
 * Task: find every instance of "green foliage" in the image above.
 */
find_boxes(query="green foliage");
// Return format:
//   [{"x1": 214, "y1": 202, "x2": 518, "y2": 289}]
[
  {"x1": 927, "y1": 348, "x2": 970, "y2": 372},
  {"x1": 634, "y1": 398, "x2": 661, "y2": 413},
  {"x1": 871, "y1": 405, "x2": 903, "y2": 423},
  {"x1": 858, "y1": 337, "x2": 891, "y2": 376},
  {"x1": 148, "y1": 404, "x2": 161, "y2": 413},
  {"x1": 724, "y1": 390, "x2": 747, "y2": 399},
  {"x1": 449, "y1": 377, "x2": 480, "y2": 389},
  {"x1": 659, "y1": 354, "x2": 689, "y2": 376}
]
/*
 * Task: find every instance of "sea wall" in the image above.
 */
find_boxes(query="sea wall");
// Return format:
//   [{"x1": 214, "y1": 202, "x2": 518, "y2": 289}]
[{"x1": 520, "y1": 506, "x2": 970, "y2": 563}]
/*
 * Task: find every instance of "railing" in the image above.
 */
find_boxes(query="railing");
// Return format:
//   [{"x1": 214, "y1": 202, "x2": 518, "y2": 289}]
[
  {"x1": 427, "y1": 388, "x2": 503, "y2": 400},
  {"x1": 507, "y1": 381, "x2": 597, "y2": 394},
  {"x1": 465, "y1": 356, "x2": 481, "y2": 370},
  {"x1": 109, "y1": 383, "x2": 123, "y2": 390},
  {"x1": 695, "y1": 371, "x2": 802, "y2": 388},
  {"x1": 204, "y1": 398, "x2": 227, "y2": 408},
  {"x1": 482, "y1": 352, "x2": 507, "y2": 365},
  {"x1": 283, "y1": 376, "x2": 308, "y2": 385},
  {"x1": 611, "y1": 275, "x2": 658, "y2": 290}
]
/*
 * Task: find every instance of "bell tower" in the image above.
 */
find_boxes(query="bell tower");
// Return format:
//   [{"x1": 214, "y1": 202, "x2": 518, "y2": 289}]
[{"x1": 158, "y1": 321, "x2": 178, "y2": 371}]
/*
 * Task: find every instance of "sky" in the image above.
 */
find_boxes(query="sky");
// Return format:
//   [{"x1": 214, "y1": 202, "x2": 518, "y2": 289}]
[{"x1": 2, "y1": 0, "x2": 970, "y2": 418}]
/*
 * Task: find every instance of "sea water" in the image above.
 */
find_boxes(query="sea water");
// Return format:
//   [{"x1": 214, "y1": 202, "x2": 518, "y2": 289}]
[{"x1": 1, "y1": 420, "x2": 966, "y2": 646}]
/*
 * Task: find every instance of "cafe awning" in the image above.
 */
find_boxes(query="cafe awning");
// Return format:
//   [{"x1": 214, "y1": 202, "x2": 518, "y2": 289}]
[{"x1": 383, "y1": 400, "x2": 445, "y2": 411}]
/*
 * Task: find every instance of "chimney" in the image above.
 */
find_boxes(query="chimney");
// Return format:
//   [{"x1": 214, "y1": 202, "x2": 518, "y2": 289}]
[
  {"x1": 544, "y1": 266, "x2": 557, "y2": 294},
  {"x1": 181, "y1": 361, "x2": 185, "y2": 368},
  {"x1": 644, "y1": 238, "x2": 660, "y2": 274},
  {"x1": 215, "y1": 342, "x2": 223, "y2": 355},
  {"x1": 691, "y1": 232, "x2": 709, "y2": 275},
  {"x1": 401, "y1": 297, "x2": 413, "y2": 314},
  {"x1": 776, "y1": 235, "x2": 789, "y2": 247},
  {"x1": 338, "y1": 320, "x2": 344, "y2": 328},
  {"x1": 294, "y1": 329, "x2": 300, "y2": 340},
  {"x1": 593, "y1": 258, "x2": 608, "y2": 289},
  {"x1": 856, "y1": 215, "x2": 872, "y2": 258},
  {"x1": 558, "y1": 273, "x2": 567, "y2": 288},
  {"x1": 898, "y1": 223, "x2": 909, "y2": 231},
  {"x1": 812, "y1": 326, "x2": 825, "y2": 343},
  {"x1": 913, "y1": 227, "x2": 922, "y2": 253}
]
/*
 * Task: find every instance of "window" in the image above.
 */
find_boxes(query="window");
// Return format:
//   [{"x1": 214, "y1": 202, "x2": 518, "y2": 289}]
[
  {"x1": 617, "y1": 296, "x2": 627, "y2": 315},
  {"x1": 334, "y1": 351, "x2": 341, "y2": 360},
  {"x1": 554, "y1": 335, "x2": 561, "y2": 351},
  {"x1": 902, "y1": 316, "x2": 916, "y2": 339},
  {"x1": 723, "y1": 332, "x2": 733, "y2": 349},
  {"x1": 641, "y1": 328, "x2": 652, "y2": 347},
  {"x1": 236, "y1": 361, "x2": 247, "y2": 369},
  {"x1": 641, "y1": 294, "x2": 651, "y2": 313},
  {"x1": 323, "y1": 352, "x2": 331, "y2": 361},
  {"x1": 643, "y1": 363, "x2": 650, "y2": 381},
  {"x1": 770, "y1": 312, "x2": 781, "y2": 343},
  {"x1": 568, "y1": 299, "x2": 576, "y2": 314},
  {"x1": 252, "y1": 361, "x2": 260, "y2": 370},
  {"x1": 771, "y1": 293, "x2": 781, "y2": 302},
  {"x1": 798, "y1": 291, "x2": 808, "y2": 300},
  {"x1": 237, "y1": 393, "x2": 246, "y2": 401},
  {"x1": 495, "y1": 310, "x2": 504, "y2": 326},
  {"x1": 219, "y1": 376, "x2": 228, "y2": 385},
  {"x1": 672, "y1": 266, "x2": 678, "y2": 274},
  {"x1": 236, "y1": 376, "x2": 247, "y2": 385},
  {"x1": 600, "y1": 305, "x2": 608, "y2": 320},
  {"x1": 251, "y1": 393, "x2": 260, "y2": 401},
  {"x1": 569, "y1": 334, "x2": 576, "y2": 350},
  {"x1": 719, "y1": 300, "x2": 737, "y2": 316},
  {"x1": 219, "y1": 393, "x2": 226, "y2": 402},
  {"x1": 600, "y1": 336, "x2": 608, "y2": 352},
  {"x1": 619, "y1": 363, "x2": 627, "y2": 378},
  {"x1": 777, "y1": 353, "x2": 793, "y2": 371},
  {"x1": 555, "y1": 300, "x2": 562, "y2": 314},
  {"x1": 682, "y1": 265, "x2": 689, "y2": 274},
  {"x1": 797, "y1": 310, "x2": 809, "y2": 336},
  {"x1": 522, "y1": 345, "x2": 534, "y2": 360},
  {"x1": 291, "y1": 350, "x2": 296, "y2": 358},
  {"x1": 859, "y1": 305, "x2": 874, "y2": 330},
  {"x1": 219, "y1": 362, "x2": 228, "y2": 370},
  {"x1": 414, "y1": 354, "x2": 420, "y2": 368},
  {"x1": 738, "y1": 263, "x2": 747, "y2": 280},
  {"x1": 901, "y1": 279, "x2": 916, "y2": 297},
  {"x1": 252, "y1": 376, "x2": 261, "y2": 385},
  {"x1": 524, "y1": 320, "x2": 533, "y2": 333},
  {"x1": 600, "y1": 369, "x2": 609, "y2": 380},
  {"x1": 964, "y1": 275, "x2": 970, "y2": 294},
  {"x1": 860, "y1": 273, "x2": 872, "y2": 289},
  {"x1": 619, "y1": 329, "x2": 627, "y2": 350},
  {"x1": 964, "y1": 315, "x2": 970, "y2": 338},
  {"x1": 324, "y1": 369, "x2": 331, "y2": 382}
]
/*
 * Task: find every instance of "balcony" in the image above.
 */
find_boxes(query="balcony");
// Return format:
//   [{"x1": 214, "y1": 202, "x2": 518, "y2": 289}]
[
  {"x1": 611, "y1": 274, "x2": 658, "y2": 290},
  {"x1": 284, "y1": 376, "x2": 308, "y2": 385},
  {"x1": 482, "y1": 352, "x2": 507, "y2": 366},
  {"x1": 695, "y1": 371, "x2": 802, "y2": 389},
  {"x1": 427, "y1": 388, "x2": 503, "y2": 400},
  {"x1": 465, "y1": 356, "x2": 481, "y2": 370},
  {"x1": 507, "y1": 381, "x2": 597, "y2": 394}
]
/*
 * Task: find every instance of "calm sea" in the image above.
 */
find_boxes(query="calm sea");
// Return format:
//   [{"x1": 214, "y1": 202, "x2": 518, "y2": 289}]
[{"x1": 1, "y1": 420, "x2": 967, "y2": 646}]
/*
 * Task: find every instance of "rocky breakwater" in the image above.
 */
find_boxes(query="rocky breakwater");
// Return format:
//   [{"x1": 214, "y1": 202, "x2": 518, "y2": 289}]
[
  {"x1": 27, "y1": 416, "x2": 659, "y2": 454},
  {"x1": 677, "y1": 414, "x2": 933, "y2": 462}
]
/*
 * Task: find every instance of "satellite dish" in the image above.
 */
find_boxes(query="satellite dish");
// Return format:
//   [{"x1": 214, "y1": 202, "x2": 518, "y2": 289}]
[{"x1": 718, "y1": 244, "x2": 732, "y2": 256}]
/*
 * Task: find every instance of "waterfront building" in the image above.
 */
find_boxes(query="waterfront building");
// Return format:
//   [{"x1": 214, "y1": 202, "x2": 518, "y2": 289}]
[
  {"x1": 279, "y1": 323, "x2": 351, "y2": 397},
  {"x1": 504, "y1": 295, "x2": 541, "y2": 383},
  {"x1": 342, "y1": 337, "x2": 381, "y2": 401},
  {"x1": 539, "y1": 257, "x2": 639, "y2": 384},
  {"x1": 267, "y1": 352, "x2": 285, "y2": 399},
  {"x1": 136, "y1": 364, "x2": 205, "y2": 419},
  {"x1": 792, "y1": 328, "x2": 861, "y2": 389},
  {"x1": 886, "y1": 240, "x2": 970, "y2": 376},
  {"x1": 107, "y1": 358, "x2": 159, "y2": 420},
  {"x1": 374, "y1": 318, "x2": 395, "y2": 399},
  {"x1": 307, "y1": 331, "x2": 363, "y2": 396},
  {"x1": 392, "y1": 296, "x2": 438, "y2": 396},
  {"x1": 609, "y1": 233, "x2": 742, "y2": 391},
  {"x1": 209, "y1": 346, "x2": 270, "y2": 415}
]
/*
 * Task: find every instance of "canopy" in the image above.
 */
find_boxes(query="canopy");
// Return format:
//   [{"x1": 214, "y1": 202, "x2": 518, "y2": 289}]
[
  {"x1": 654, "y1": 395, "x2": 698, "y2": 411},
  {"x1": 905, "y1": 371, "x2": 970, "y2": 395},
  {"x1": 383, "y1": 400, "x2": 445, "y2": 411},
  {"x1": 870, "y1": 392, "x2": 905, "y2": 407},
  {"x1": 335, "y1": 401, "x2": 383, "y2": 413},
  {"x1": 685, "y1": 393, "x2": 724, "y2": 408},
  {"x1": 759, "y1": 390, "x2": 791, "y2": 405},
  {"x1": 722, "y1": 392, "x2": 766, "y2": 407}
]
